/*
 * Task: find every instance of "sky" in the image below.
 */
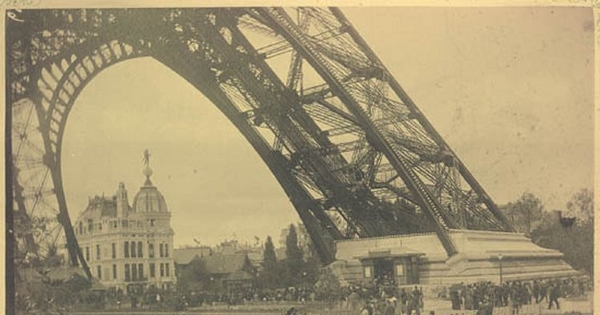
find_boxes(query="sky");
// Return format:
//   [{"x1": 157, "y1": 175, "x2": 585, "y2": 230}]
[{"x1": 60, "y1": 6, "x2": 594, "y2": 248}]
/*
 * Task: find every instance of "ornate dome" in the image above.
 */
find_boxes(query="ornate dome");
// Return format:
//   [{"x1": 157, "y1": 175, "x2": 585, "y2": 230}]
[
  {"x1": 132, "y1": 182, "x2": 169, "y2": 213},
  {"x1": 133, "y1": 150, "x2": 168, "y2": 213}
]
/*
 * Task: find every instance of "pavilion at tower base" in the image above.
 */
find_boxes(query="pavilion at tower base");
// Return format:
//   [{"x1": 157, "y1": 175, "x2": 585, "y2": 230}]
[{"x1": 330, "y1": 230, "x2": 579, "y2": 286}]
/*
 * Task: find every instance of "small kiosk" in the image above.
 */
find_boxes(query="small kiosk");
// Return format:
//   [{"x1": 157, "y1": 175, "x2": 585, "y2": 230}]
[{"x1": 356, "y1": 248, "x2": 424, "y2": 285}]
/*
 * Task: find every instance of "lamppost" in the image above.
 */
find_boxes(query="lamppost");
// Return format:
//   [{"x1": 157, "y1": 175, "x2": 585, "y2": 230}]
[
  {"x1": 302, "y1": 271, "x2": 307, "y2": 290},
  {"x1": 497, "y1": 254, "x2": 504, "y2": 284}
]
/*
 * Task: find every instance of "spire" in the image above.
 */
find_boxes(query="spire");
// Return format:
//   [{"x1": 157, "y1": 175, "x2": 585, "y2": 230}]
[
  {"x1": 116, "y1": 182, "x2": 129, "y2": 218},
  {"x1": 142, "y1": 149, "x2": 153, "y2": 186}
]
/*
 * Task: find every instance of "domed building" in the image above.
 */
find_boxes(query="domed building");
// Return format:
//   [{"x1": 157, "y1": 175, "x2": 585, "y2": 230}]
[{"x1": 73, "y1": 153, "x2": 176, "y2": 294}]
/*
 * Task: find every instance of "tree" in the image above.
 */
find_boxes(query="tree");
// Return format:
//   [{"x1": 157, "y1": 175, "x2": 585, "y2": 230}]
[
  {"x1": 566, "y1": 188, "x2": 594, "y2": 225},
  {"x1": 285, "y1": 224, "x2": 304, "y2": 285},
  {"x1": 530, "y1": 188, "x2": 594, "y2": 276},
  {"x1": 44, "y1": 244, "x2": 64, "y2": 268},
  {"x1": 503, "y1": 192, "x2": 544, "y2": 236},
  {"x1": 296, "y1": 224, "x2": 321, "y2": 285},
  {"x1": 263, "y1": 236, "x2": 277, "y2": 271},
  {"x1": 176, "y1": 257, "x2": 211, "y2": 294},
  {"x1": 257, "y1": 236, "x2": 280, "y2": 289},
  {"x1": 296, "y1": 224, "x2": 321, "y2": 262},
  {"x1": 314, "y1": 267, "x2": 341, "y2": 305}
]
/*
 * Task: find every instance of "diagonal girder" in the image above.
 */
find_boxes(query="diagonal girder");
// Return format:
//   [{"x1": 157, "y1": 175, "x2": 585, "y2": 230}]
[{"x1": 256, "y1": 7, "x2": 459, "y2": 256}]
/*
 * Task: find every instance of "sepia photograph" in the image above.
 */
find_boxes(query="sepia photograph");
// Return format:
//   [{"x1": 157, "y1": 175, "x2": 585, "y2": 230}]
[{"x1": 5, "y1": 3, "x2": 595, "y2": 315}]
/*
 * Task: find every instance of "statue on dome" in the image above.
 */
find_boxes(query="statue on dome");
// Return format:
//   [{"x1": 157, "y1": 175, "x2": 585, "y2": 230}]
[
  {"x1": 143, "y1": 149, "x2": 151, "y2": 166},
  {"x1": 142, "y1": 149, "x2": 153, "y2": 185}
]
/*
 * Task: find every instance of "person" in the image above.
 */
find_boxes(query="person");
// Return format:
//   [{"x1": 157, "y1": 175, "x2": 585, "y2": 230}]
[
  {"x1": 539, "y1": 281, "x2": 547, "y2": 303},
  {"x1": 130, "y1": 295, "x2": 137, "y2": 310},
  {"x1": 510, "y1": 284, "x2": 520, "y2": 315},
  {"x1": 397, "y1": 289, "x2": 407, "y2": 314},
  {"x1": 383, "y1": 299, "x2": 396, "y2": 315},
  {"x1": 360, "y1": 305, "x2": 369, "y2": 315},
  {"x1": 411, "y1": 286, "x2": 421, "y2": 315},
  {"x1": 418, "y1": 287, "x2": 424, "y2": 314},
  {"x1": 407, "y1": 291, "x2": 417, "y2": 315},
  {"x1": 286, "y1": 306, "x2": 298, "y2": 315},
  {"x1": 367, "y1": 301, "x2": 375, "y2": 315},
  {"x1": 348, "y1": 290, "x2": 361, "y2": 311},
  {"x1": 547, "y1": 283, "x2": 560, "y2": 310},
  {"x1": 477, "y1": 298, "x2": 493, "y2": 315},
  {"x1": 450, "y1": 287, "x2": 461, "y2": 310},
  {"x1": 532, "y1": 281, "x2": 540, "y2": 303},
  {"x1": 361, "y1": 304, "x2": 371, "y2": 315}
]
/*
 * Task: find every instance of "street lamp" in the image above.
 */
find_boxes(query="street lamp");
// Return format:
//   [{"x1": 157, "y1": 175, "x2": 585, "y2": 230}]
[
  {"x1": 497, "y1": 254, "x2": 504, "y2": 284},
  {"x1": 302, "y1": 271, "x2": 307, "y2": 290}
]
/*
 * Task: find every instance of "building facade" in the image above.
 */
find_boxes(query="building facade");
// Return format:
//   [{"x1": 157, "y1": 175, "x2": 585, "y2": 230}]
[{"x1": 73, "y1": 163, "x2": 176, "y2": 293}]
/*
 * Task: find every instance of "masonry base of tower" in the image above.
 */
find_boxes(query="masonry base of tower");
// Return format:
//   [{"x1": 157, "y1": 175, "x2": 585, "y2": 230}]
[{"x1": 330, "y1": 230, "x2": 579, "y2": 286}]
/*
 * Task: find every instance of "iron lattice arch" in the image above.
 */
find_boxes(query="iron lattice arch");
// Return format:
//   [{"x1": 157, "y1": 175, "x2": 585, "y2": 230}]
[{"x1": 8, "y1": 7, "x2": 515, "y2": 274}]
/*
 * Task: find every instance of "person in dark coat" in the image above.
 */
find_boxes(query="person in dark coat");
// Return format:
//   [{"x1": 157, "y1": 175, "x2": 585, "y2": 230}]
[
  {"x1": 383, "y1": 299, "x2": 396, "y2": 315},
  {"x1": 532, "y1": 281, "x2": 540, "y2": 303},
  {"x1": 539, "y1": 281, "x2": 547, "y2": 303},
  {"x1": 547, "y1": 283, "x2": 560, "y2": 310},
  {"x1": 450, "y1": 287, "x2": 461, "y2": 310}
]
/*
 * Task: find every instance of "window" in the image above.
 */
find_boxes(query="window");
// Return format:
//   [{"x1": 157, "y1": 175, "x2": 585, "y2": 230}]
[
  {"x1": 124, "y1": 242, "x2": 129, "y2": 258},
  {"x1": 111, "y1": 243, "x2": 116, "y2": 259},
  {"x1": 113, "y1": 221, "x2": 117, "y2": 228},
  {"x1": 99, "y1": 223, "x2": 102, "y2": 231},
  {"x1": 150, "y1": 263, "x2": 155, "y2": 278},
  {"x1": 131, "y1": 241, "x2": 136, "y2": 258},
  {"x1": 125, "y1": 264, "x2": 130, "y2": 281},
  {"x1": 85, "y1": 247, "x2": 90, "y2": 261},
  {"x1": 364, "y1": 266, "x2": 373, "y2": 278},
  {"x1": 160, "y1": 263, "x2": 165, "y2": 277},
  {"x1": 88, "y1": 219, "x2": 93, "y2": 232},
  {"x1": 137, "y1": 241, "x2": 143, "y2": 258},
  {"x1": 97, "y1": 266, "x2": 101, "y2": 279},
  {"x1": 96, "y1": 244, "x2": 101, "y2": 260},
  {"x1": 165, "y1": 263, "x2": 170, "y2": 277},
  {"x1": 132, "y1": 263, "x2": 138, "y2": 281},
  {"x1": 79, "y1": 221, "x2": 83, "y2": 234},
  {"x1": 165, "y1": 244, "x2": 169, "y2": 257},
  {"x1": 149, "y1": 243, "x2": 154, "y2": 258},
  {"x1": 138, "y1": 263, "x2": 144, "y2": 279},
  {"x1": 395, "y1": 264, "x2": 405, "y2": 276},
  {"x1": 122, "y1": 220, "x2": 128, "y2": 228},
  {"x1": 159, "y1": 244, "x2": 164, "y2": 257},
  {"x1": 150, "y1": 219, "x2": 155, "y2": 227},
  {"x1": 112, "y1": 264, "x2": 117, "y2": 280}
]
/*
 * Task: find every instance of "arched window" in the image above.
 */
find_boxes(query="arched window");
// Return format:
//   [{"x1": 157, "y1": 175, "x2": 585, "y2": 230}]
[
  {"x1": 137, "y1": 241, "x2": 143, "y2": 258},
  {"x1": 124, "y1": 242, "x2": 129, "y2": 258}
]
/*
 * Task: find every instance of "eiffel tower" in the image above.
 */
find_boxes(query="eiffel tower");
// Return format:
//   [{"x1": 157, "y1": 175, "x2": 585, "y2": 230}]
[{"x1": 8, "y1": 8, "x2": 520, "y2": 279}]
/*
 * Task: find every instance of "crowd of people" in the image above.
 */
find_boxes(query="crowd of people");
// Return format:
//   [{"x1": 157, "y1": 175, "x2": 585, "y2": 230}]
[
  {"x1": 357, "y1": 285, "x2": 426, "y2": 315},
  {"x1": 335, "y1": 276, "x2": 590, "y2": 315},
  {"x1": 101, "y1": 275, "x2": 590, "y2": 314},
  {"x1": 446, "y1": 277, "x2": 590, "y2": 314}
]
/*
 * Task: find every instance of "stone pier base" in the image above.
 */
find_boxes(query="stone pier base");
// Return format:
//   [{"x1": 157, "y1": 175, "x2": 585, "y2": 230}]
[{"x1": 331, "y1": 230, "x2": 579, "y2": 286}]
